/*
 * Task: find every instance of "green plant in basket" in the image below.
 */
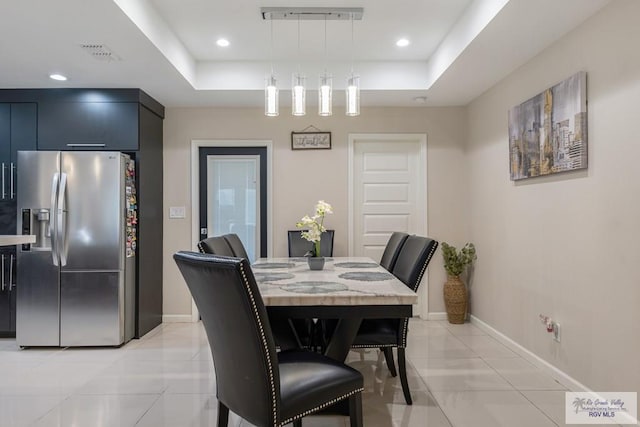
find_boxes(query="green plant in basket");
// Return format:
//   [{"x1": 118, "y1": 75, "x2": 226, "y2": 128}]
[
  {"x1": 442, "y1": 241, "x2": 477, "y2": 324},
  {"x1": 441, "y1": 242, "x2": 477, "y2": 277}
]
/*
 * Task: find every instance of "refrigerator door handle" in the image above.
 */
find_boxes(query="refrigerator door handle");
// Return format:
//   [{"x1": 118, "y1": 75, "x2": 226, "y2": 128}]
[
  {"x1": 57, "y1": 173, "x2": 68, "y2": 267},
  {"x1": 51, "y1": 172, "x2": 60, "y2": 266}
]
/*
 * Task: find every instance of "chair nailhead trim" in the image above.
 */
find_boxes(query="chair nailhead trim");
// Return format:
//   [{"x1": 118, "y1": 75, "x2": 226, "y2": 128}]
[
  {"x1": 350, "y1": 344, "x2": 397, "y2": 348},
  {"x1": 411, "y1": 242, "x2": 438, "y2": 292},
  {"x1": 402, "y1": 242, "x2": 438, "y2": 347},
  {"x1": 239, "y1": 262, "x2": 279, "y2": 426},
  {"x1": 279, "y1": 387, "x2": 364, "y2": 426}
]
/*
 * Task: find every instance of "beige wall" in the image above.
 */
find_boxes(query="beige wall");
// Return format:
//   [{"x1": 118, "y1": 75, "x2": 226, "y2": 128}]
[
  {"x1": 467, "y1": 0, "x2": 640, "y2": 395},
  {"x1": 163, "y1": 106, "x2": 468, "y2": 317}
]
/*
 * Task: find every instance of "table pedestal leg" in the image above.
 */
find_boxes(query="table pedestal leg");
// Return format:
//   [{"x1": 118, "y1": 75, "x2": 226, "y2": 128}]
[
  {"x1": 324, "y1": 317, "x2": 362, "y2": 361},
  {"x1": 270, "y1": 317, "x2": 302, "y2": 351}
]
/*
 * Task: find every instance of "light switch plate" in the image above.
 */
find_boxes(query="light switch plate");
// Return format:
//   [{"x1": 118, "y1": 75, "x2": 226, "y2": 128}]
[{"x1": 169, "y1": 206, "x2": 186, "y2": 219}]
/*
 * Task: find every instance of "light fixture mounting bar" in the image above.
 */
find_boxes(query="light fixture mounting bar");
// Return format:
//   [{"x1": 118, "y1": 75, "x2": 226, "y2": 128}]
[{"x1": 261, "y1": 7, "x2": 363, "y2": 21}]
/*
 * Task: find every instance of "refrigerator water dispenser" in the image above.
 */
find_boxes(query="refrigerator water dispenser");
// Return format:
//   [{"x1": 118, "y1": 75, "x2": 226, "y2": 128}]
[{"x1": 22, "y1": 208, "x2": 51, "y2": 250}]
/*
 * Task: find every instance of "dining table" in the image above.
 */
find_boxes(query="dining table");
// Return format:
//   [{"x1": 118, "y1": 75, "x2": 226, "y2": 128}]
[{"x1": 251, "y1": 256, "x2": 417, "y2": 361}]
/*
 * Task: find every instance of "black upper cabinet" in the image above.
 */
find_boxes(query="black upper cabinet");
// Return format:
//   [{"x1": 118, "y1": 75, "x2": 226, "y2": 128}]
[
  {"x1": 10, "y1": 104, "x2": 38, "y2": 162},
  {"x1": 38, "y1": 102, "x2": 139, "y2": 151},
  {"x1": 0, "y1": 103, "x2": 37, "y2": 202},
  {"x1": 0, "y1": 104, "x2": 9, "y2": 162}
]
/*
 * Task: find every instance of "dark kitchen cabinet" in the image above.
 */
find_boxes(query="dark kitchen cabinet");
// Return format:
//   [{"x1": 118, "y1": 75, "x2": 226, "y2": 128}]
[
  {"x1": 134, "y1": 104, "x2": 164, "y2": 337},
  {"x1": 38, "y1": 102, "x2": 139, "y2": 151},
  {"x1": 0, "y1": 248, "x2": 16, "y2": 336},
  {"x1": 0, "y1": 103, "x2": 36, "y2": 335},
  {"x1": 0, "y1": 105, "x2": 8, "y2": 163},
  {"x1": 0, "y1": 103, "x2": 37, "y2": 202},
  {"x1": 0, "y1": 89, "x2": 164, "y2": 338}
]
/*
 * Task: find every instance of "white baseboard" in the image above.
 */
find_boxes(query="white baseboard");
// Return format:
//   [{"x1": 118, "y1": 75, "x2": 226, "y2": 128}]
[
  {"x1": 469, "y1": 315, "x2": 591, "y2": 393},
  {"x1": 162, "y1": 314, "x2": 194, "y2": 323},
  {"x1": 425, "y1": 312, "x2": 448, "y2": 321}
]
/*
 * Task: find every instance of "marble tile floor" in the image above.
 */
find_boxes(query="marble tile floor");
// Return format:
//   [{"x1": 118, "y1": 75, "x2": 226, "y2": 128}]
[{"x1": 0, "y1": 319, "x2": 580, "y2": 427}]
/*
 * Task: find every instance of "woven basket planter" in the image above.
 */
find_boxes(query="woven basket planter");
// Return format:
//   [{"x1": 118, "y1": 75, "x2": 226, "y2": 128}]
[{"x1": 443, "y1": 275, "x2": 468, "y2": 324}]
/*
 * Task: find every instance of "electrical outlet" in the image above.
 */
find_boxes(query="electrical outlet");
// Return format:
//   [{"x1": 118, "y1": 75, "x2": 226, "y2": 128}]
[{"x1": 552, "y1": 322, "x2": 561, "y2": 342}]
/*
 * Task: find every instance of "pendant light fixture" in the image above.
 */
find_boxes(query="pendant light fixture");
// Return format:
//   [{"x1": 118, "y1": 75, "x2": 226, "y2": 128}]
[
  {"x1": 318, "y1": 15, "x2": 332, "y2": 116},
  {"x1": 346, "y1": 75, "x2": 360, "y2": 116},
  {"x1": 265, "y1": 19, "x2": 279, "y2": 116},
  {"x1": 265, "y1": 75, "x2": 279, "y2": 117},
  {"x1": 345, "y1": 12, "x2": 360, "y2": 116},
  {"x1": 261, "y1": 7, "x2": 363, "y2": 118},
  {"x1": 292, "y1": 14, "x2": 306, "y2": 116}
]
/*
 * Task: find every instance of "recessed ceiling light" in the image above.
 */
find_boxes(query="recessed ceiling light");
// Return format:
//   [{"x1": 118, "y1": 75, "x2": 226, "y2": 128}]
[
  {"x1": 216, "y1": 38, "x2": 230, "y2": 47},
  {"x1": 396, "y1": 38, "x2": 410, "y2": 47},
  {"x1": 49, "y1": 74, "x2": 68, "y2": 81},
  {"x1": 413, "y1": 96, "x2": 428, "y2": 104}
]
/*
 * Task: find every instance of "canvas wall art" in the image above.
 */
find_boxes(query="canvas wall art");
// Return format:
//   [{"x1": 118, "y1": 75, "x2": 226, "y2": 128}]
[{"x1": 508, "y1": 71, "x2": 587, "y2": 181}]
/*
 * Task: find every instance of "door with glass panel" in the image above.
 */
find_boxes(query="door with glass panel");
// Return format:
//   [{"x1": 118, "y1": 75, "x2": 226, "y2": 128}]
[{"x1": 199, "y1": 147, "x2": 267, "y2": 261}]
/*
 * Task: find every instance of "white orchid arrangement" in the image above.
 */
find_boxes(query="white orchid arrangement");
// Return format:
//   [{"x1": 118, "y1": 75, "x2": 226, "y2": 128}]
[{"x1": 296, "y1": 200, "x2": 333, "y2": 257}]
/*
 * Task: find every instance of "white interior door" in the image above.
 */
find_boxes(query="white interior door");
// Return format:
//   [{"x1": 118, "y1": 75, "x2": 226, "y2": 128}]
[{"x1": 349, "y1": 134, "x2": 427, "y2": 315}]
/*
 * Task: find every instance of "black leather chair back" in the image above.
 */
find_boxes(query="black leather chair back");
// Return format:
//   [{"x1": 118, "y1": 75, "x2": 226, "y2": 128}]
[
  {"x1": 223, "y1": 233, "x2": 250, "y2": 260},
  {"x1": 348, "y1": 235, "x2": 438, "y2": 406},
  {"x1": 379, "y1": 232, "x2": 409, "y2": 271},
  {"x1": 391, "y1": 236, "x2": 439, "y2": 292},
  {"x1": 173, "y1": 252, "x2": 280, "y2": 426},
  {"x1": 287, "y1": 230, "x2": 335, "y2": 257},
  {"x1": 197, "y1": 236, "x2": 235, "y2": 256}
]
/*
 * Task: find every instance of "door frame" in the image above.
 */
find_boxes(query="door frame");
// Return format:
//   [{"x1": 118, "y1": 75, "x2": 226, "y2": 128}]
[
  {"x1": 199, "y1": 150, "x2": 266, "y2": 258},
  {"x1": 190, "y1": 139, "x2": 273, "y2": 322},
  {"x1": 348, "y1": 133, "x2": 428, "y2": 317}
]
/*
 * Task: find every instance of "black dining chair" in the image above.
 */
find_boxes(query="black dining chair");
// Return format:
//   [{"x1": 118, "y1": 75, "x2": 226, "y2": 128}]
[
  {"x1": 222, "y1": 233, "x2": 251, "y2": 260},
  {"x1": 316, "y1": 232, "x2": 409, "y2": 353},
  {"x1": 379, "y1": 232, "x2": 410, "y2": 272},
  {"x1": 197, "y1": 236, "x2": 235, "y2": 256},
  {"x1": 350, "y1": 235, "x2": 438, "y2": 405},
  {"x1": 174, "y1": 252, "x2": 364, "y2": 427},
  {"x1": 200, "y1": 235, "x2": 302, "y2": 351},
  {"x1": 288, "y1": 230, "x2": 335, "y2": 257}
]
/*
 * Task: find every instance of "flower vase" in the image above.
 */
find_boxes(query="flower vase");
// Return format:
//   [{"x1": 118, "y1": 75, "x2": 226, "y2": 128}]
[
  {"x1": 307, "y1": 256, "x2": 325, "y2": 270},
  {"x1": 443, "y1": 275, "x2": 467, "y2": 324}
]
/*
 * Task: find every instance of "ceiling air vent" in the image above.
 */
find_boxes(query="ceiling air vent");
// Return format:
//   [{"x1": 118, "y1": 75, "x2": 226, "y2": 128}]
[{"x1": 79, "y1": 44, "x2": 121, "y2": 61}]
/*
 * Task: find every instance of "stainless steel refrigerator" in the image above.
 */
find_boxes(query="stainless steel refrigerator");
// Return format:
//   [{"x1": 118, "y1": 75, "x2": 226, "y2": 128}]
[{"x1": 16, "y1": 151, "x2": 136, "y2": 347}]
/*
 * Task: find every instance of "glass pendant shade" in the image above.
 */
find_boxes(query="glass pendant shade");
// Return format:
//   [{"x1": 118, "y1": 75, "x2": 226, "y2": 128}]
[
  {"x1": 292, "y1": 73, "x2": 306, "y2": 116},
  {"x1": 318, "y1": 73, "x2": 332, "y2": 116},
  {"x1": 346, "y1": 75, "x2": 360, "y2": 116},
  {"x1": 265, "y1": 75, "x2": 279, "y2": 116}
]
